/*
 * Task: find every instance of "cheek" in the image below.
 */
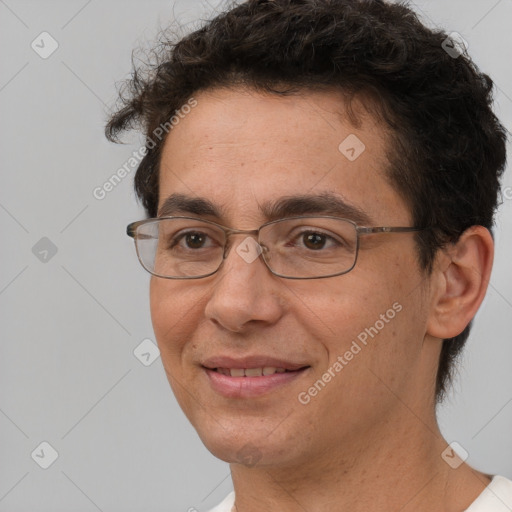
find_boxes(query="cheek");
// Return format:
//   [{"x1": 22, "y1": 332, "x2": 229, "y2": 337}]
[
  {"x1": 301, "y1": 254, "x2": 425, "y2": 368},
  {"x1": 149, "y1": 278, "x2": 172, "y2": 342},
  {"x1": 294, "y1": 273, "x2": 398, "y2": 344},
  {"x1": 149, "y1": 279, "x2": 203, "y2": 418},
  {"x1": 149, "y1": 278, "x2": 198, "y2": 361},
  {"x1": 332, "y1": 279, "x2": 428, "y2": 394}
]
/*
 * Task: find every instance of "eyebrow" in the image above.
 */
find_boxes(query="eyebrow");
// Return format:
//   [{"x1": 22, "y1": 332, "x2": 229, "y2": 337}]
[{"x1": 157, "y1": 191, "x2": 373, "y2": 225}]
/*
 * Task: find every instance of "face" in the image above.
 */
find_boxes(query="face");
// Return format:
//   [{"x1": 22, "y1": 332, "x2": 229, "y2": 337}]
[{"x1": 150, "y1": 87, "x2": 436, "y2": 468}]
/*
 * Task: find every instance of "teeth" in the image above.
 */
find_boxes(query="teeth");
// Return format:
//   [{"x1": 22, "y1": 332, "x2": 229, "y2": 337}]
[
  {"x1": 245, "y1": 367, "x2": 263, "y2": 377},
  {"x1": 215, "y1": 367, "x2": 292, "y2": 377}
]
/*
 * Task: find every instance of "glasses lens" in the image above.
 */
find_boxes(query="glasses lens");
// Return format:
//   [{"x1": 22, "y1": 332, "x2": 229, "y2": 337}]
[
  {"x1": 260, "y1": 217, "x2": 358, "y2": 278},
  {"x1": 133, "y1": 217, "x2": 357, "y2": 279},
  {"x1": 134, "y1": 218, "x2": 225, "y2": 278}
]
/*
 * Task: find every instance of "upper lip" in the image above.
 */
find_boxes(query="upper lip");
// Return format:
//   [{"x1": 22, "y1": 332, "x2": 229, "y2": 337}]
[{"x1": 202, "y1": 355, "x2": 310, "y2": 371}]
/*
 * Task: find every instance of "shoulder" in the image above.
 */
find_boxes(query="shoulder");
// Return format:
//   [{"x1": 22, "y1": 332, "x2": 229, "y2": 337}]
[
  {"x1": 206, "y1": 491, "x2": 235, "y2": 512},
  {"x1": 465, "y1": 475, "x2": 512, "y2": 511}
]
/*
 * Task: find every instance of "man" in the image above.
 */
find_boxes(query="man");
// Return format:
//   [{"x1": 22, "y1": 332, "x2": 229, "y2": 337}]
[{"x1": 106, "y1": 0, "x2": 511, "y2": 510}]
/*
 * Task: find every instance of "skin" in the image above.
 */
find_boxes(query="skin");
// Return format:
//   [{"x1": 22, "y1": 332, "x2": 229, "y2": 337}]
[{"x1": 149, "y1": 87, "x2": 494, "y2": 512}]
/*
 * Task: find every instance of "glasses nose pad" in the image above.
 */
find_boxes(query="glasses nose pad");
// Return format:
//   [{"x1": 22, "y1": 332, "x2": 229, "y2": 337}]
[
  {"x1": 259, "y1": 242, "x2": 270, "y2": 258},
  {"x1": 221, "y1": 238, "x2": 231, "y2": 260}
]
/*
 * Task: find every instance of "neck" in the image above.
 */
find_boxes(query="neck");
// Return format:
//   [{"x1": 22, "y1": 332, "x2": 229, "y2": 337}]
[{"x1": 228, "y1": 409, "x2": 490, "y2": 512}]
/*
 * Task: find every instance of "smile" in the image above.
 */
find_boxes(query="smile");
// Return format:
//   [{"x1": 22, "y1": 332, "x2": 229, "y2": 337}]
[
  {"x1": 214, "y1": 367, "x2": 293, "y2": 376},
  {"x1": 203, "y1": 365, "x2": 310, "y2": 398}
]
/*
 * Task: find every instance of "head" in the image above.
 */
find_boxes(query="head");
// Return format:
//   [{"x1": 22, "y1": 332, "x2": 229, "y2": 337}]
[{"x1": 106, "y1": 0, "x2": 507, "y2": 466}]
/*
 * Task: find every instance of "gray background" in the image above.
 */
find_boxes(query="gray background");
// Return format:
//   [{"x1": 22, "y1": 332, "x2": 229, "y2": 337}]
[{"x1": 0, "y1": 0, "x2": 511, "y2": 510}]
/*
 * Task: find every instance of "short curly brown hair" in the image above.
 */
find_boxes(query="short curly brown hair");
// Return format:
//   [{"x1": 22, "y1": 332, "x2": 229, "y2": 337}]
[{"x1": 105, "y1": 0, "x2": 508, "y2": 402}]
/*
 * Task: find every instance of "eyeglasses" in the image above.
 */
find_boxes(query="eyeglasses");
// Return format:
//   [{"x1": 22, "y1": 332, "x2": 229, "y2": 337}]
[{"x1": 126, "y1": 216, "x2": 423, "y2": 280}]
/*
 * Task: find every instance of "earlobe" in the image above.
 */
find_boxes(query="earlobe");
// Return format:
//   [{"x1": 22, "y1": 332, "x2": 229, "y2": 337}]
[{"x1": 426, "y1": 226, "x2": 494, "y2": 340}]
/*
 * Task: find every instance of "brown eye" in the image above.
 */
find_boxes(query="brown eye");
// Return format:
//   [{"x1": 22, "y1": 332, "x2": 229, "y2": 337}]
[
  {"x1": 184, "y1": 232, "x2": 207, "y2": 249},
  {"x1": 302, "y1": 232, "x2": 327, "y2": 250},
  {"x1": 169, "y1": 231, "x2": 215, "y2": 250}
]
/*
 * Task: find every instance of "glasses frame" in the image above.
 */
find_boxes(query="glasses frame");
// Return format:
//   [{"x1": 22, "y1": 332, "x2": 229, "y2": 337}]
[{"x1": 127, "y1": 215, "x2": 424, "y2": 280}]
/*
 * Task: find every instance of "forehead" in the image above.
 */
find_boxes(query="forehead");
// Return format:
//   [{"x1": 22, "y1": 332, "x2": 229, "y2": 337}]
[{"x1": 157, "y1": 87, "x2": 410, "y2": 226}]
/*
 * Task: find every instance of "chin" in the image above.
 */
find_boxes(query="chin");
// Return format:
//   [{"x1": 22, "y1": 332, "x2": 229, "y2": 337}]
[{"x1": 195, "y1": 421, "x2": 301, "y2": 468}]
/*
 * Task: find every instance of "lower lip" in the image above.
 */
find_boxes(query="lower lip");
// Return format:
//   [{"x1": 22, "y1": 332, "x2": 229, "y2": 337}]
[{"x1": 204, "y1": 367, "x2": 309, "y2": 398}]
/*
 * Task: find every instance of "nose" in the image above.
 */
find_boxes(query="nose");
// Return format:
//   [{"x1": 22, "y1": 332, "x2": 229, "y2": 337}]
[{"x1": 203, "y1": 234, "x2": 284, "y2": 332}]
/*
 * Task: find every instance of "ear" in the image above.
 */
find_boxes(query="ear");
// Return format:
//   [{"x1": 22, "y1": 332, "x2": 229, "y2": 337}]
[{"x1": 427, "y1": 226, "x2": 494, "y2": 339}]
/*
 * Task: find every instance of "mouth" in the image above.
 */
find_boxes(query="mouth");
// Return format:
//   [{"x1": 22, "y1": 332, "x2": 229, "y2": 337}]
[
  {"x1": 212, "y1": 366, "x2": 306, "y2": 377},
  {"x1": 201, "y1": 359, "x2": 311, "y2": 398}
]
